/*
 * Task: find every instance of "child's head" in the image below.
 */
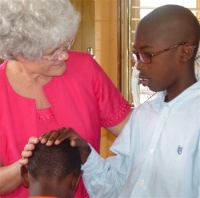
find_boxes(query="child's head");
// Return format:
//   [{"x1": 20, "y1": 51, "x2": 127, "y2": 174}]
[
  {"x1": 21, "y1": 139, "x2": 82, "y2": 198},
  {"x1": 133, "y1": 4, "x2": 200, "y2": 94}
]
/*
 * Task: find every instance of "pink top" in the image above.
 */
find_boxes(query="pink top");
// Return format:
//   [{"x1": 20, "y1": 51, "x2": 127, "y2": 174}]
[
  {"x1": 0, "y1": 51, "x2": 131, "y2": 198},
  {"x1": 28, "y1": 197, "x2": 57, "y2": 198},
  {"x1": 36, "y1": 107, "x2": 60, "y2": 133}
]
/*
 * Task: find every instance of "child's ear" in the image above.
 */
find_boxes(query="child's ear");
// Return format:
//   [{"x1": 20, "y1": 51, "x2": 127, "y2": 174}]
[
  {"x1": 20, "y1": 165, "x2": 29, "y2": 188},
  {"x1": 180, "y1": 44, "x2": 195, "y2": 62},
  {"x1": 71, "y1": 171, "x2": 83, "y2": 191}
]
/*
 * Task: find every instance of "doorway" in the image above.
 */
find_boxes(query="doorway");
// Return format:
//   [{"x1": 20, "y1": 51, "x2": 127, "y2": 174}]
[{"x1": 70, "y1": 0, "x2": 95, "y2": 55}]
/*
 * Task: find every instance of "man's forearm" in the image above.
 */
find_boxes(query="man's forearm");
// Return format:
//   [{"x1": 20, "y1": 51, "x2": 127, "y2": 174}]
[{"x1": 82, "y1": 146, "x2": 125, "y2": 198}]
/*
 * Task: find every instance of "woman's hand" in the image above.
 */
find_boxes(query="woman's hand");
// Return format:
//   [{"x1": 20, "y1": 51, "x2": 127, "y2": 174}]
[
  {"x1": 40, "y1": 127, "x2": 91, "y2": 164},
  {"x1": 19, "y1": 137, "x2": 40, "y2": 166}
]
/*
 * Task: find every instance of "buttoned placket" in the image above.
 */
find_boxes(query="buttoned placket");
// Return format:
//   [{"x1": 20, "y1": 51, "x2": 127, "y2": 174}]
[{"x1": 134, "y1": 103, "x2": 170, "y2": 195}]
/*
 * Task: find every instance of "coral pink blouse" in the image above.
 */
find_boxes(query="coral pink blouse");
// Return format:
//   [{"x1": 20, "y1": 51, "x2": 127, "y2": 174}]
[{"x1": 0, "y1": 51, "x2": 131, "y2": 198}]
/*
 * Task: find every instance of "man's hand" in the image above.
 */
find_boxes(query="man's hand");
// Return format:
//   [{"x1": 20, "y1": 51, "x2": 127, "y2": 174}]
[{"x1": 39, "y1": 127, "x2": 91, "y2": 164}]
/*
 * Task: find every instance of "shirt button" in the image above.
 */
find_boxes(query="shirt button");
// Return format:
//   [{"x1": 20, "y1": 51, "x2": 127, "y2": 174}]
[
  {"x1": 150, "y1": 149, "x2": 154, "y2": 153},
  {"x1": 161, "y1": 115, "x2": 166, "y2": 119},
  {"x1": 139, "y1": 180, "x2": 145, "y2": 186},
  {"x1": 171, "y1": 108, "x2": 175, "y2": 113}
]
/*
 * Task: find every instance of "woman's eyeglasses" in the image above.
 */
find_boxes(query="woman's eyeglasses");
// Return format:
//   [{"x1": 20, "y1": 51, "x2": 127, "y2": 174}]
[
  {"x1": 130, "y1": 42, "x2": 196, "y2": 64},
  {"x1": 43, "y1": 38, "x2": 74, "y2": 61}
]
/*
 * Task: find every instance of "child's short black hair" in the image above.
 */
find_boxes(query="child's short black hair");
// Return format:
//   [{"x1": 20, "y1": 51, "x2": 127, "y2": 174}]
[{"x1": 28, "y1": 139, "x2": 81, "y2": 181}]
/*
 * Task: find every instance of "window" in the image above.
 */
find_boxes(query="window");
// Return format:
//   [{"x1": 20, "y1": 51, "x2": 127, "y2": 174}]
[{"x1": 120, "y1": 0, "x2": 200, "y2": 108}]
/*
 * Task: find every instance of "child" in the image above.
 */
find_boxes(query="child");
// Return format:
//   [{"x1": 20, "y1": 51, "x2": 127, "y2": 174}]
[
  {"x1": 20, "y1": 139, "x2": 82, "y2": 198},
  {"x1": 80, "y1": 4, "x2": 200, "y2": 197}
]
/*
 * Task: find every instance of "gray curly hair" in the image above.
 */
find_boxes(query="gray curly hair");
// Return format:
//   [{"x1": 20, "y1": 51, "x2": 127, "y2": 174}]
[{"x1": 0, "y1": 0, "x2": 80, "y2": 60}]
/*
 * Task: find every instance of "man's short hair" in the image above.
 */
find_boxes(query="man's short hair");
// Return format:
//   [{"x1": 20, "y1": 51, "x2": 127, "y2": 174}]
[{"x1": 28, "y1": 139, "x2": 81, "y2": 181}]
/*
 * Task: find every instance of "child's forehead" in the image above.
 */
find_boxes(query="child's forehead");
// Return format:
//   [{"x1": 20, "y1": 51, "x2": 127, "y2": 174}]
[
  {"x1": 133, "y1": 43, "x2": 155, "y2": 51},
  {"x1": 134, "y1": 26, "x2": 173, "y2": 50},
  {"x1": 133, "y1": 37, "x2": 161, "y2": 51}
]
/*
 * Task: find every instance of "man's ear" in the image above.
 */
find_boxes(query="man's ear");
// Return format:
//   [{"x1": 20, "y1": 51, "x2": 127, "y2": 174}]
[
  {"x1": 20, "y1": 165, "x2": 29, "y2": 188},
  {"x1": 71, "y1": 171, "x2": 83, "y2": 191},
  {"x1": 180, "y1": 44, "x2": 195, "y2": 62}
]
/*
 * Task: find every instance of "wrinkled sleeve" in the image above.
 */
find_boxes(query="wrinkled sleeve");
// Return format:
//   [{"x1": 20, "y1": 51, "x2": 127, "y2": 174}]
[
  {"x1": 91, "y1": 57, "x2": 131, "y2": 127},
  {"x1": 81, "y1": 119, "x2": 132, "y2": 198}
]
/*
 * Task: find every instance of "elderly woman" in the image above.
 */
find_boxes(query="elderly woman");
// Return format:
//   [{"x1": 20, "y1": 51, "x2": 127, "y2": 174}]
[{"x1": 0, "y1": 0, "x2": 131, "y2": 197}]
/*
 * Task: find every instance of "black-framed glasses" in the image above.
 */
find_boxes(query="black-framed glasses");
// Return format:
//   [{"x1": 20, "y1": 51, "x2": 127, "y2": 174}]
[
  {"x1": 43, "y1": 38, "x2": 74, "y2": 61},
  {"x1": 130, "y1": 42, "x2": 196, "y2": 64}
]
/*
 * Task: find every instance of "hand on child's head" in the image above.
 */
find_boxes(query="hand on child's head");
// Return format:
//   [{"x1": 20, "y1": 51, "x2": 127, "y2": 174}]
[
  {"x1": 39, "y1": 128, "x2": 68, "y2": 146},
  {"x1": 39, "y1": 127, "x2": 88, "y2": 150},
  {"x1": 20, "y1": 136, "x2": 40, "y2": 166}
]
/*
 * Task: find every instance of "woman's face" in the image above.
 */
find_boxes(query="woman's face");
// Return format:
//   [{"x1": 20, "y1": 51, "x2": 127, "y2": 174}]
[
  {"x1": 21, "y1": 40, "x2": 71, "y2": 77},
  {"x1": 38, "y1": 56, "x2": 68, "y2": 77},
  {"x1": 37, "y1": 40, "x2": 72, "y2": 77}
]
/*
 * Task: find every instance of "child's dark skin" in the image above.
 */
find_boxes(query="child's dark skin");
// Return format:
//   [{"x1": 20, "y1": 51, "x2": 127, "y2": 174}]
[{"x1": 20, "y1": 127, "x2": 91, "y2": 166}]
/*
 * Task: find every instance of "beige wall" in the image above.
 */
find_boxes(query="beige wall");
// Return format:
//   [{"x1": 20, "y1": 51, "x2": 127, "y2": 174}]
[{"x1": 95, "y1": 0, "x2": 118, "y2": 158}]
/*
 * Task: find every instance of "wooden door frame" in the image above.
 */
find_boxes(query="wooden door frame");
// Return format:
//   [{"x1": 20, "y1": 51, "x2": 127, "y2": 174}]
[{"x1": 117, "y1": 0, "x2": 122, "y2": 90}]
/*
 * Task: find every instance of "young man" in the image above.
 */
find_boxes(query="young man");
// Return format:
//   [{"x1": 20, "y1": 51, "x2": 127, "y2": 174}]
[
  {"x1": 22, "y1": 4, "x2": 200, "y2": 198},
  {"x1": 20, "y1": 139, "x2": 82, "y2": 198}
]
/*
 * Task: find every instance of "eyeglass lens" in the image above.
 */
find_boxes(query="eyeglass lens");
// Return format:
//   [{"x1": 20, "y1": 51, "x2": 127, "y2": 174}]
[
  {"x1": 52, "y1": 39, "x2": 74, "y2": 61},
  {"x1": 131, "y1": 53, "x2": 151, "y2": 63}
]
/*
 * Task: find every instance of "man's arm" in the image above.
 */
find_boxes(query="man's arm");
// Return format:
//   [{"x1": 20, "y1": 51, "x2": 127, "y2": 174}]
[{"x1": 81, "y1": 144, "x2": 129, "y2": 198}]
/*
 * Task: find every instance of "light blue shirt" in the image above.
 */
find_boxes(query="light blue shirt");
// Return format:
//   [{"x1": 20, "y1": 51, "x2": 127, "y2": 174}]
[{"x1": 82, "y1": 80, "x2": 200, "y2": 198}]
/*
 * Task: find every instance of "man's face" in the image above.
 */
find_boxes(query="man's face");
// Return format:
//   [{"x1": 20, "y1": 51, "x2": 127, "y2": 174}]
[{"x1": 133, "y1": 26, "x2": 182, "y2": 93}]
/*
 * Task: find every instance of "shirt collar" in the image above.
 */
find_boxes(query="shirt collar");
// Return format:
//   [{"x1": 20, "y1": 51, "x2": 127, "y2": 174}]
[{"x1": 154, "y1": 79, "x2": 200, "y2": 109}]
